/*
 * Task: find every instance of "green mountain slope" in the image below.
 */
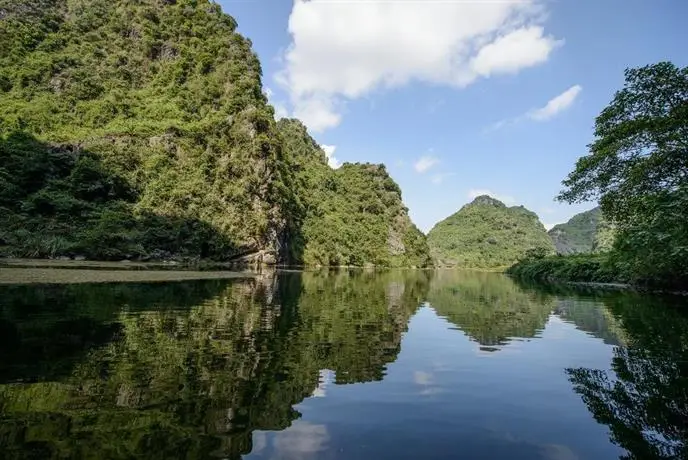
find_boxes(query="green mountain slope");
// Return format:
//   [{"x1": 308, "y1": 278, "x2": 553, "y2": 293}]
[
  {"x1": 427, "y1": 195, "x2": 555, "y2": 268},
  {"x1": 277, "y1": 119, "x2": 431, "y2": 267},
  {"x1": 548, "y1": 207, "x2": 614, "y2": 254},
  {"x1": 0, "y1": 0, "x2": 430, "y2": 266},
  {"x1": 548, "y1": 207, "x2": 601, "y2": 254}
]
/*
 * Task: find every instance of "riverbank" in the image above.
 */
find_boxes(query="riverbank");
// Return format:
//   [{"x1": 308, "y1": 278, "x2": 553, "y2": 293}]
[
  {"x1": 506, "y1": 253, "x2": 688, "y2": 295},
  {"x1": 0, "y1": 266, "x2": 257, "y2": 284},
  {"x1": 0, "y1": 257, "x2": 437, "y2": 272},
  {"x1": 0, "y1": 257, "x2": 265, "y2": 272},
  {"x1": 506, "y1": 254, "x2": 618, "y2": 284}
]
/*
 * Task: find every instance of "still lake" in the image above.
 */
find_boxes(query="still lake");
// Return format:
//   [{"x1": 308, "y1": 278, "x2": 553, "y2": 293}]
[{"x1": 1, "y1": 269, "x2": 686, "y2": 459}]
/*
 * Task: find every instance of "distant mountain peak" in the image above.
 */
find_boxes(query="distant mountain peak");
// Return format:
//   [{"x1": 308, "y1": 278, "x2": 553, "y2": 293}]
[
  {"x1": 547, "y1": 206, "x2": 612, "y2": 255},
  {"x1": 428, "y1": 197, "x2": 554, "y2": 268},
  {"x1": 469, "y1": 195, "x2": 506, "y2": 207}
]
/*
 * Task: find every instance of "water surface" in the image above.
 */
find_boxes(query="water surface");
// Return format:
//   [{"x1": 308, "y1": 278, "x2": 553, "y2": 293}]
[{"x1": 1, "y1": 269, "x2": 686, "y2": 459}]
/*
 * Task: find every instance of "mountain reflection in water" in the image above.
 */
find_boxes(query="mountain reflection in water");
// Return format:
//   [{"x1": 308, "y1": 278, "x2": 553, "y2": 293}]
[{"x1": 0, "y1": 270, "x2": 685, "y2": 459}]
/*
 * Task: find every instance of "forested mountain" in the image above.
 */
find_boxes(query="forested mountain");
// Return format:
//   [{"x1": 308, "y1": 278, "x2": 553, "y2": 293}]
[
  {"x1": 427, "y1": 195, "x2": 555, "y2": 268},
  {"x1": 0, "y1": 0, "x2": 430, "y2": 266},
  {"x1": 277, "y1": 120, "x2": 431, "y2": 267},
  {"x1": 547, "y1": 207, "x2": 613, "y2": 254}
]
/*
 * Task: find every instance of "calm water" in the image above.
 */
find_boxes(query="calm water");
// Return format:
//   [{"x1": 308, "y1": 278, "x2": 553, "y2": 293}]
[{"x1": 1, "y1": 270, "x2": 686, "y2": 459}]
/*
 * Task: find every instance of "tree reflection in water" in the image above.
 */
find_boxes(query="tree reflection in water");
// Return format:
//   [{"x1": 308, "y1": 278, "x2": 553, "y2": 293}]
[
  {"x1": 0, "y1": 270, "x2": 432, "y2": 459},
  {"x1": 564, "y1": 293, "x2": 688, "y2": 459}
]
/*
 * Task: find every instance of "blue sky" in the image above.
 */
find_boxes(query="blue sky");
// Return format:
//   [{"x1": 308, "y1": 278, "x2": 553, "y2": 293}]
[{"x1": 219, "y1": 0, "x2": 687, "y2": 232}]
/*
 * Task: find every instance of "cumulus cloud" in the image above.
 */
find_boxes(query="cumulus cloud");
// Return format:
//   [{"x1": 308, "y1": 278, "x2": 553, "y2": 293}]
[
  {"x1": 528, "y1": 84, "x2": 582, "y2": 121},
  {"x1": 414, "y1": 155, "x2": 439, "y2": 173},
  {"x1": 320, "y1": 144, "x2": 342, "y2": 169},
  {"x1": 468, "y1": 188, "x2": 516, "y2": 205},
  {"x1": 278, "y1": 0, "x2": 562, "y2": 131}
]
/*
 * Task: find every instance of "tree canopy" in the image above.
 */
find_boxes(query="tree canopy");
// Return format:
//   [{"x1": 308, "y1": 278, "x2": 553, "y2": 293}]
[{"x1": 557, "y1": 62, "x2": 688, "y2": 286}]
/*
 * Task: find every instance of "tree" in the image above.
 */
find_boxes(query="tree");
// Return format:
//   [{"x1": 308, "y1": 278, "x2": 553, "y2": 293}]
[{"x1": 557, "y1": 62, "x2": 688, "y2": 286}]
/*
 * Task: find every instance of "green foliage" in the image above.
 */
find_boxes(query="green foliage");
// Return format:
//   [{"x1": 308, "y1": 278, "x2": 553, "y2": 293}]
[
  {"x1": 0, "y1": 0, "x2": 430, "y2": 267},
  {"x1": 0, "y1": 0, "x2": 287, "y2": 261},
  {"x1": 548, "y1": 207, "x2": 614, "y2": 254},
  {"x1": 523, "y1": 246, "x2": 550, "y2": 260},
  {"x1": 427, "y1": 195, "x2": 555, "y2": 268},
  {"x1": 277, "y1": 119, "x2": 432, "y2": 267},
  {"x1": 557, "y1": 62, "x2": 688, "y2": 288},
  {"x1": 591, "y1": 217, "x2": 615, "y2": 253},
  {"x1": 506, "y1": 253, "x2": 621, "y2": 284}
]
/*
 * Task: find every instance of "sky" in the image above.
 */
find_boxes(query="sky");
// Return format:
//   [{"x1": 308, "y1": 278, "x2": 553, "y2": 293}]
[{"x1": 219, "y1": 0, "x2": 687, "y2": 232}]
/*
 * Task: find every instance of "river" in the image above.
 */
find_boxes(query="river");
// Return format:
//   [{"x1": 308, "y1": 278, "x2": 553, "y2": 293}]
[{"x1": 0, "y1": 269, "x2": 685, "y2": 459}]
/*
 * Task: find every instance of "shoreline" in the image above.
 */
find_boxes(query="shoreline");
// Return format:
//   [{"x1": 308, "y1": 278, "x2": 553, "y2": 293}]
[
  {"x1": 510, "y1": 275, "x2": 688, "y2": 297},
  {"x1": 0, "y1": 266, "x2": 257, "y2": 285}
]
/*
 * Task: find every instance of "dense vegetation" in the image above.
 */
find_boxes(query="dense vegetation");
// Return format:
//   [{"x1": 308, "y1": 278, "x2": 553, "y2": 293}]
[
  {"x1": 277, "y1": 120, "x2": 431, "y2": 267},
  {"x1": 0, "y1": 0, "x2": 430, "y2": 267},
  {"x1": 548, "y1": 207, "x2": 613, "y2": 254},
  {"x1": 509, "y1": 62, "x2": 687, "y2": 289},
  {"x1": 427, "y1": 195, "x2": 555, "y2": 268},
  {"x1": 507, "y1": 253, "x2": 620, "y2": 284}
]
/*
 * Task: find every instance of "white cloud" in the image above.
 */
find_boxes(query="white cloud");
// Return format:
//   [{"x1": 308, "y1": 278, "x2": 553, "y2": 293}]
[
  {"x1": 414, "y1": 155, "x2": 439, "y2": 173},
  {"x1": 470, "y1": 27, "x2": 560, "y2": 77},
  {"x1": 293, "y1": 95, "x2": 340, "y2": 131},
  {"x1": 431, "y1": 172, "x2": 455, "y2": 184},
  {"x1": 528, "y1": 84, "x2": 582, "y2": 121},
  {"x1": 485, "y1": 84, "x2": 582, "y2": 131},
  {"x1": 468, "y1": 188, "x2": 516, "y2": 205},
  {"x1": 278, "y1": 0, "x2": 561, "y2": 131},
  {"x1": 320, "y1": 144, "x2": 342, "y2": 169},
  {"x1": 543, "y1": 222, "x2": 558, "y2": 231}
]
